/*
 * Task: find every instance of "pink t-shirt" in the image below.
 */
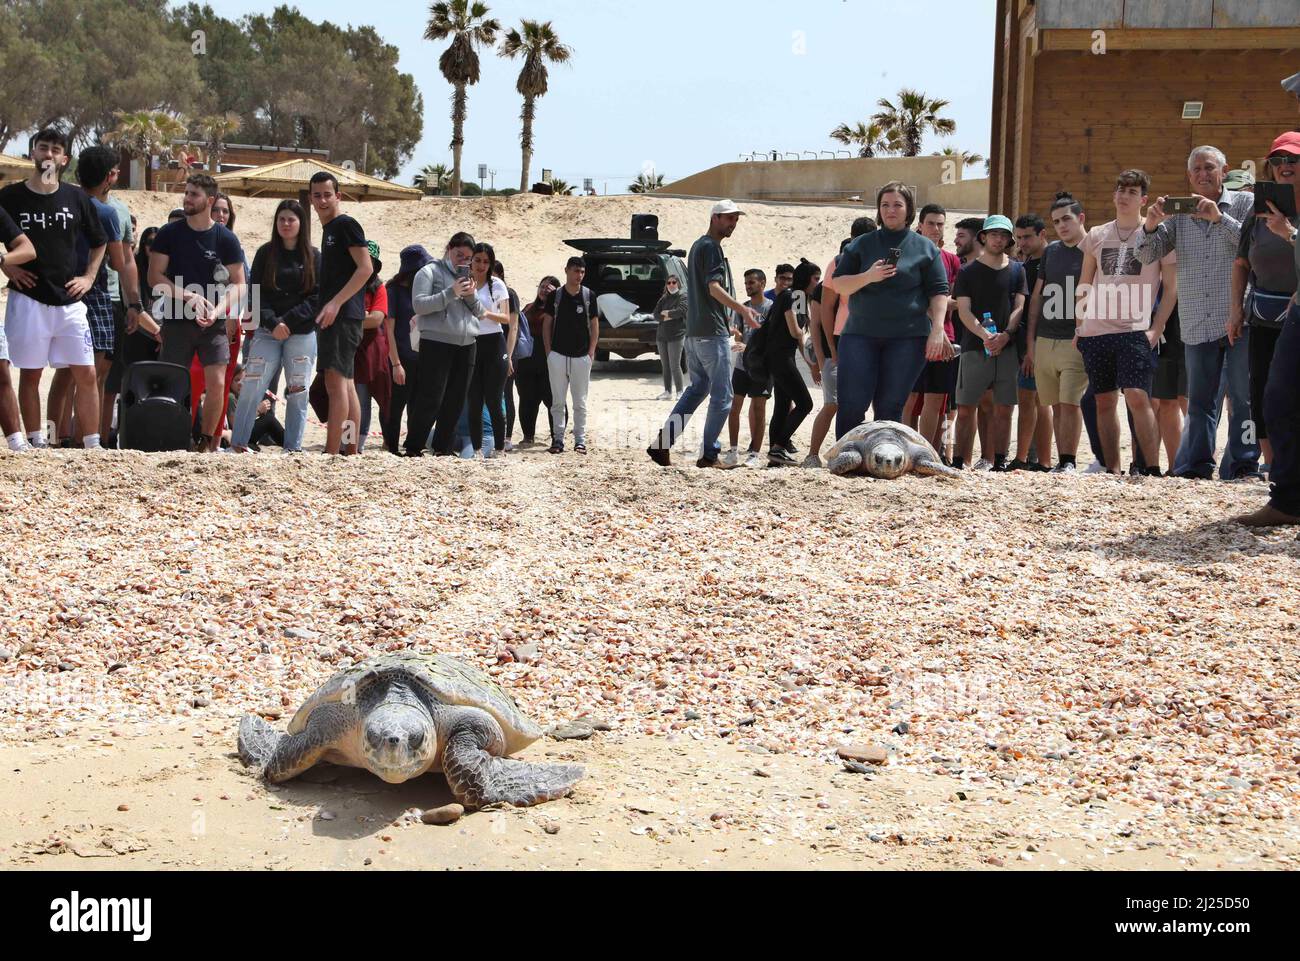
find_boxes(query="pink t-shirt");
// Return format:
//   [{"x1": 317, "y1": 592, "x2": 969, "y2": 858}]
[{"x1": 1079, "y1": 221, "x2": 1176, "y2": 336}]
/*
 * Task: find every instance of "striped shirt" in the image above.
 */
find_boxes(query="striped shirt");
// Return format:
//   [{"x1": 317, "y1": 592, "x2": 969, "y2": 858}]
[{"x1": 1133, "y1": 188, "x2": 1254, "y2": 346}]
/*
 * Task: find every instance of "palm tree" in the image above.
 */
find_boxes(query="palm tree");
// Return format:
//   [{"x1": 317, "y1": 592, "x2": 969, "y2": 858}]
[
  {"x1": 547, "y1": 177, "x2": 573, "y2": 196},
  {"x1": 499, "y1": 20, "x2": 572, "y2": 192},
  {"x1": 414, "y1": 162, "x2": 452, "y2": 195},
  {"x1": 871, "y1": 89, "x2": 957, "y2": 157},
  {"x1": 193, "y1": 112, "x2": 242, "y2": 173},
  {"x1": 424, "y1": 0, "x2": 501, "y2": 197},
  {"x1": 931, "y1": 146, "x2": 985, "y2": 169},
  {"x1": 629, "y1": 172, "x2": 664, "y2": 194},
  {"x1": 829, "y1": 121, "x2": 896, "y2": 158},
  {"x1": 104, "y1": 110, "x2": 188, "y2": 191}
]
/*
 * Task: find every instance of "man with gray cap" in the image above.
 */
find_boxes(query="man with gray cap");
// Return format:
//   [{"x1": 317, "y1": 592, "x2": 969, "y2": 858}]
[{"x1": 647, "y1": 200, "x2": 759, "y2": 468}]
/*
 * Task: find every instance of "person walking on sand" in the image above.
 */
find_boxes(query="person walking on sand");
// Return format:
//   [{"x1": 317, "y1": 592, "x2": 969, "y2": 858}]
[{"x1": 647, "y1": 200, "x2": 759, "y2": 468}]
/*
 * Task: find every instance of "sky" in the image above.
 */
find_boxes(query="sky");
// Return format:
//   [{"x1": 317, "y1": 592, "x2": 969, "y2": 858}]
[{"x1": 194, "y1": 0, "x2": 997, "y2": 192}]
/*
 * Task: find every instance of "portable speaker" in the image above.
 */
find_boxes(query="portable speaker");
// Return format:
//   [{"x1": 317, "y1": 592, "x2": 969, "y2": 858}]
[
  {"x1": 631, "y1": 214, "x2": 659, "y2": 241},
  {"x1": 118, "y1": 362, "x2": 193, "y2": 452}
]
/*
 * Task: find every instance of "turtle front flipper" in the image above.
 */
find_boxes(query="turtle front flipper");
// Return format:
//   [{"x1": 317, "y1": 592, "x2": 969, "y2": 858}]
[
  {"x1": 442, "y1": 709, "x2": 583, "y2": 808},
  {"x1": 828, "y1": 448, "x2": 865, "y2": 476},
  {"x1": 239, "y1": 703, "x2": 355, "y2": 783},
  {"x1": 911, "y1": 455, "x2": 961, "y2": 479}
]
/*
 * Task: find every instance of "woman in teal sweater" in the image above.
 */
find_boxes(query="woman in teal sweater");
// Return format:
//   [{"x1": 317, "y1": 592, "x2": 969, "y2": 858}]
[{"x1": 829, "y1": 181, "x2": 953, "y2": 438}]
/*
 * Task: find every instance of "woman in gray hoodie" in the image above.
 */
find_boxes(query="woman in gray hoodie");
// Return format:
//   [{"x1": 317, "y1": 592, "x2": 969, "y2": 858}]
[
  {"x1": 653, "y1": 275, "x2": 688, "y2": 399},
  {"x1": 403, "y1": 231, "x2": 486, "y2": 456}
]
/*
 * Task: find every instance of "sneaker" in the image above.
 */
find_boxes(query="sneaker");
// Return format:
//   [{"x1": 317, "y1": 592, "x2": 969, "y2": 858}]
[
  {"x1": 646, "y1": 446, "x2": 671, "y2": 467},
  {"x1": 973, "y1": 458, "x2": 993, "y2": 472},
  {"x1": 504, "y1": 440, "x2": 515, "y2": 452},
  {"x1": 656, "y1": 391, "x2": 672, "y2": 401},
  {"x1": 697, "y1": 456, "x2": 740, "y2": 470},
  {"x1": 800, "y1": 454, "x2": 823, "y2": 469},
  {"x1": 1050, "y1": 462, "x2": 1077, "y2": 474},
  {"x1": 744, "y1": 450, "x2": 763, "y2": 469},
  {"x1": 1028, "y1": 460, "x2": 1051, "y2": 472},
  {"x1": 723, "y1": 447, "x2": 739, "y2": 467},
  {"x1": 784, "y1": 442, "x2": 798, "y2": 455},
  {"x1": 548, "y1": 444, "x2": 563, "y2": 455},
  {"x1": 768, "y1": 447, "x2": 797, "y2": 467},
  {"x1": 1003, "y1": 459, "x2": 1032, "y2": 472},
  {"x1": 1083, "y1": 460, "x2": 1106, "y2": 474}
]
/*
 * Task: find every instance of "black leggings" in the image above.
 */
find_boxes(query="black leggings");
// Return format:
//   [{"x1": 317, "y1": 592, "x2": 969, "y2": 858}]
[
  {"x1": 504, "y1": 374, "x2": 516, "y2": 440},
  {"x1": 768, "y1": 349, "x2": 813, "y2": 448},
  {"x1": 514, "y1": 353, "x2": 554, "y2": 443},
  {"x1": 1249, "y1": 324, "x2": 1283, "y2": 441},
  {"x1": 405, "y1": 339, "x2": 477, "y2": 455},
  {"x1": 467, "y1": 331, "x2": 509, "y2": 452}
]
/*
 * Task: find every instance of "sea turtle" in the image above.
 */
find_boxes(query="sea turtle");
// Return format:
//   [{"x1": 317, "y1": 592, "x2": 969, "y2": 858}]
[
  {"x1": 825, "y1": 420, "x2": 959, "y2": 479},
  {"x1": 237, "y1": 651, "x2": 583, "y2": 808}
]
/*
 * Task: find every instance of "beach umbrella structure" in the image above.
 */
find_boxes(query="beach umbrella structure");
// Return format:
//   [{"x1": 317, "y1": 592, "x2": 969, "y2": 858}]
[
  {"x1": 213, "y1": 158, "x2": 421, "y2": 232},
  {"x1": 0, "y1": 153, "x2": 31, "y2": 183}
]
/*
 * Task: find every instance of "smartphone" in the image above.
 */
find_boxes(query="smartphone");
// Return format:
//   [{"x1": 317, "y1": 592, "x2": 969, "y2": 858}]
[
  {"x1": 1255, "y1": 180, "x2": 1298, "y2": 219},
  {"x1": 884, "y1": 248, "x2": 902, "y2": 267},
  {"x1": 1164, "y1": 197, "x2": 1202, "y2": 215},
  {"x1": 456, "y1": 264, "x2": 471, "y2": 281}
]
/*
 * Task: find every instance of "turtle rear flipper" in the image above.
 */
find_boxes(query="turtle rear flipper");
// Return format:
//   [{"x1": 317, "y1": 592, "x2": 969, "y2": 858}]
[
  {"x1": 442, "y1": 710, "x2": 583, "y2": 808},
  {"x1": 828, "y1": 448, "x2": 864, "y2": 476}
]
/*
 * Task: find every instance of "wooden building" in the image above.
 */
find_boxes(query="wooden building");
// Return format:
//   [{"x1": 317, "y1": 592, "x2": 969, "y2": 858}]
[
  {"x1": 990, "y1": 0, "x2": 1300, "y2": 222},
  {"x1": 119, "y1": 142, "x2": 331, "y2": 192}
]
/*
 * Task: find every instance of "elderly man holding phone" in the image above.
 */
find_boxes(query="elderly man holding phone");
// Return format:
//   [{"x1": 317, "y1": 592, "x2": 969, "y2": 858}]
[{"x1": 1135, "y1": 145, "x2": 1257, "y2": 481}]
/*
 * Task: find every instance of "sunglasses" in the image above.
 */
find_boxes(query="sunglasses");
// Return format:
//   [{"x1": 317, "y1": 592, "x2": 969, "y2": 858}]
[
  {"x1": 1268, "y1": 155, "x2": 1300, "y2": 167},
  {"x1": 666, "y1": 279, "x2": 679, "y2": 285}
]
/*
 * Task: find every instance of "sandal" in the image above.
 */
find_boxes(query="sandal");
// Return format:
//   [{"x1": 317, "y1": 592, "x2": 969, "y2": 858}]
[
  {"x1": 548, "y1": 444, "x2": 563, "y2": 454},
  {"x1": 574, "y1": 444, "x2": 587, "y2": 455}
]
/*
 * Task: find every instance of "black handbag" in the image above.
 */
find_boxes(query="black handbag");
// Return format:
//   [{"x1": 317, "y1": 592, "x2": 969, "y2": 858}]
[{"x1": 1247, "y1": 287, "x2": 1293, "y2": 329}]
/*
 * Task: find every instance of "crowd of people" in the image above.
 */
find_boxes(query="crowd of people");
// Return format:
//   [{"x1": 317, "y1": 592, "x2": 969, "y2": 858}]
[{"x1": 2, "y1": 123, "x2": 1300, "y2": 529}]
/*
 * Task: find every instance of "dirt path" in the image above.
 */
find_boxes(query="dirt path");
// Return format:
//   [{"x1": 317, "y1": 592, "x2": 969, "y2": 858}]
[{"x1": 1, "y1": 725, "x2": 1287, "y2": 870}]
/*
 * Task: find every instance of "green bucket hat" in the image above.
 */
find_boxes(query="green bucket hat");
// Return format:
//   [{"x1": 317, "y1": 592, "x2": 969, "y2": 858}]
[
  {"x1": 1223, "y1": 168, "x2": 1255, "y2": 191},
  {"x1": 980, "y1": 214, "x2": 1014, "y2": 237}
]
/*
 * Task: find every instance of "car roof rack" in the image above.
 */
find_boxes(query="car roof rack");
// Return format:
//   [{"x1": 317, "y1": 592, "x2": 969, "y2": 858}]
[{"x1": 564, "y1": 238, "x2": 673, "y2": 254}]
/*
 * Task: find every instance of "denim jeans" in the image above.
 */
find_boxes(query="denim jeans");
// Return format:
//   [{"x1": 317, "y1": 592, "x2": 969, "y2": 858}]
[
  {"x1": 1266, "y1": 305, "x2": 1300, "y2": 514},
  {"x1": 1173, "y1": 333, "x2": 1259, "y2": 479},
  {"x1": 656, "y1": 335, "x2": 733, "y2": 459},
  {"x1": 232, "y1": 329, "x2": 315, "y2": 451},
  {"x1": 834, "y1": 334, "x2": 928, "y2": 439}
]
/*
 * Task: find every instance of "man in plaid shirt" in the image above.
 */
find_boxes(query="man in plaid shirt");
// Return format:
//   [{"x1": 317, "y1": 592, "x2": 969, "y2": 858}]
[{"x1": 1136, "y1": 145, "x2": 1259, "y2": 480}]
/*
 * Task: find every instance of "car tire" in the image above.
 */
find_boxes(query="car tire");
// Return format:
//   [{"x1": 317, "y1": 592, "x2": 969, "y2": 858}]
[{"x1": 595, "y1": 349, "x2": 611, "y2": 363}]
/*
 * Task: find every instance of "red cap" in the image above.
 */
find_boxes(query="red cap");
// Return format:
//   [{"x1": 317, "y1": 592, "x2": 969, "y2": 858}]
[{"x1": 1269, "y1": 131, "x2": 1300, "y2": 156}]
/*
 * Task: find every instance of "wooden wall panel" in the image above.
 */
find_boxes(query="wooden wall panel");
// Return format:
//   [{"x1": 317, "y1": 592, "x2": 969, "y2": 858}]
[
  {"x1": 1010, "y1": 49, "x2": 1300, "y2": 228},
  {"x1": 1214, "y1": 0, "x2": 1300, "y2": 27},
  {"x1": 1036, "y1": 0, "x2": 1124, "y2": 29}
]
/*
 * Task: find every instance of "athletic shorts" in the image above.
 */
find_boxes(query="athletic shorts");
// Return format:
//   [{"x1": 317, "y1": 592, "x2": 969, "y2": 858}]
[
  {"x1": 160, "y1": 319, "x2": 230, "y2": 369},
  {"x1": 956, "y1": 349, "x2": 1018, "y2": 406},
  {"x1": 1151, "y1": 342, "x2": 1186, "y2": 401},
  {"x1": 83, "y1": 285, "x2": 115, "y2": 354},
  {"x1": 1034, "y1": 336, "x2": 1087, "y2": 406},
  {"x1": 913, "y1": 357, "x2": 956, "y2": 396},
  {"x1": 731, "y1": 366, "x2": 771, "y2": 399},
  {"x1": 317, "y1": 318, "x2": 363, "y2": 379},
  {"x1": 1076, "y1": 331, "x2": 1154, "y2": 395},
  {"x1": 3, "y1": 291, "x2": 94, "y2": 369},
  {"x1": 820, "y1": 356, "x2": 838, "y2": 406}
]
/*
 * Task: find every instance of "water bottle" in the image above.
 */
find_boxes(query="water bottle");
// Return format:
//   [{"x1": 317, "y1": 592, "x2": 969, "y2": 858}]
[{"x1": 981, "y1": 312, "x2": 998, "y2": 357}]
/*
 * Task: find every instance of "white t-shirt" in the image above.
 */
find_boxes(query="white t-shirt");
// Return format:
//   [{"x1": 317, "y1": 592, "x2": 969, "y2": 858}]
[
  {"x1": 474, "y1": 277, "x2": 509, "y2": 336},
  {"x1": 1079, "y1": 221, "x2": 1176, "y2": 336}
]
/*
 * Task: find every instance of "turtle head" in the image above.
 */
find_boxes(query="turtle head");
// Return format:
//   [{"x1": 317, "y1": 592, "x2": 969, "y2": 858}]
[
  {"x1": 867, "y1": 440, "x2": 909, "y2": 479},
  {"x1": 362, "y1": 703, "x2": 437, "y2": 783}
]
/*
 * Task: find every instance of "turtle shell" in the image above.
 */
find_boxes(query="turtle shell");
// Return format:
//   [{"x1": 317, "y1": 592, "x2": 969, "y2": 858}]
[
  {"x1": 288, "y1": 651, "x2": 542, "y2": 754},
  {"x1": 827, "y1": 420, "x2": 936, "y2": 461}
]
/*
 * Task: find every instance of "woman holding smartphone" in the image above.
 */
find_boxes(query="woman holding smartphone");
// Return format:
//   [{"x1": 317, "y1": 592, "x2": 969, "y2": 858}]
[
  {"x1": 764, "y1": 260, "x2": 820, "y2": 466},
  {"x1": 464, "y1": 242, "x2": 514, "y2": 459},
  {"x1": 829, "y1": 181, "x2": 953, "y2": 439}
]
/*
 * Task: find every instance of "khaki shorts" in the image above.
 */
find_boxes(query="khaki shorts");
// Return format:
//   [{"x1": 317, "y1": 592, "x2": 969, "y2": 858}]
[
  {"x1": 1034, "y1": 336, "x2": 1087, "y2": 406},
  {"x1": 956, "y1": 349, "x2": 1018, "y2": 407}
]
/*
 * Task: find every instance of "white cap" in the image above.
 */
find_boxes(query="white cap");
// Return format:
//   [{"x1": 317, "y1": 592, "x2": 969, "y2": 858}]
[
  {"x1": 1284, "y1": 71, "x2": 1300, "y2": 96},
  {"x1": 710, "y1": 199, "x2": 744, "y2": 217}
]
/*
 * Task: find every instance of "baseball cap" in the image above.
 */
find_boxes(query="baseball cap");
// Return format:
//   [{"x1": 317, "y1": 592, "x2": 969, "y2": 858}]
[
  {"x1": 979, "y1": 214, "x2": 1014, "y2": 236},
  {"x1": 1283, "y1": 71, "x2": 1300, "y2": 97},
  {"x1": 710, "y1": 199, "x2": 744, "y2": 217},
  {"x1": 1223, "y1": 168, "x2": 1255, "y2": 190},
  {"x1": 1269, "y1": 131, "x2": 1300, "y2": 156}
]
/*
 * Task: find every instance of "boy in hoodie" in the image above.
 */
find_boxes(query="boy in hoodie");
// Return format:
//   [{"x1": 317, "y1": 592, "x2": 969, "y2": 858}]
[{"x1": 405, "y1": 231, "x2": 485, "y2": 456}]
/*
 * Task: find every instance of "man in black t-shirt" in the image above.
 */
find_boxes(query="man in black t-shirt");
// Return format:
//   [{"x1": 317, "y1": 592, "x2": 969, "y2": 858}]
[
  {"x1": 541, "y1": 256, "x2": 599, "y2": 453},
  {"x1": 309, "y1": 170, "x2": 373, "y2": 456},
  {"x1": 148, "y1": 172, "x2": 245, "y2": 452},
  {"x1": 0, "y1": 202, "x2": 37, "y2": 450},
  {"x1": 0, "y1": 128, "x2": 108, "y2": 449}
]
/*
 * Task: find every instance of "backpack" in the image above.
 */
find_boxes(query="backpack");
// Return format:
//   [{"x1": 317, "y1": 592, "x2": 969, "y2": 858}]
[{"x1": 513, "y1": 292, "x2": 535, "y2": 361}]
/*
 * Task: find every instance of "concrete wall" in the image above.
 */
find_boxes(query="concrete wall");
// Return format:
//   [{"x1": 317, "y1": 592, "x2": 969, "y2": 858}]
[
  {"x1": 1036, "y1": 0, "x2": 1300, "y2": 28},
  {"x1": 927, "y1": 178, "x2": 991, "y2": 213},
  {"x1": 661, "y1": 156, "x2": 956, "y2": 207}
]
